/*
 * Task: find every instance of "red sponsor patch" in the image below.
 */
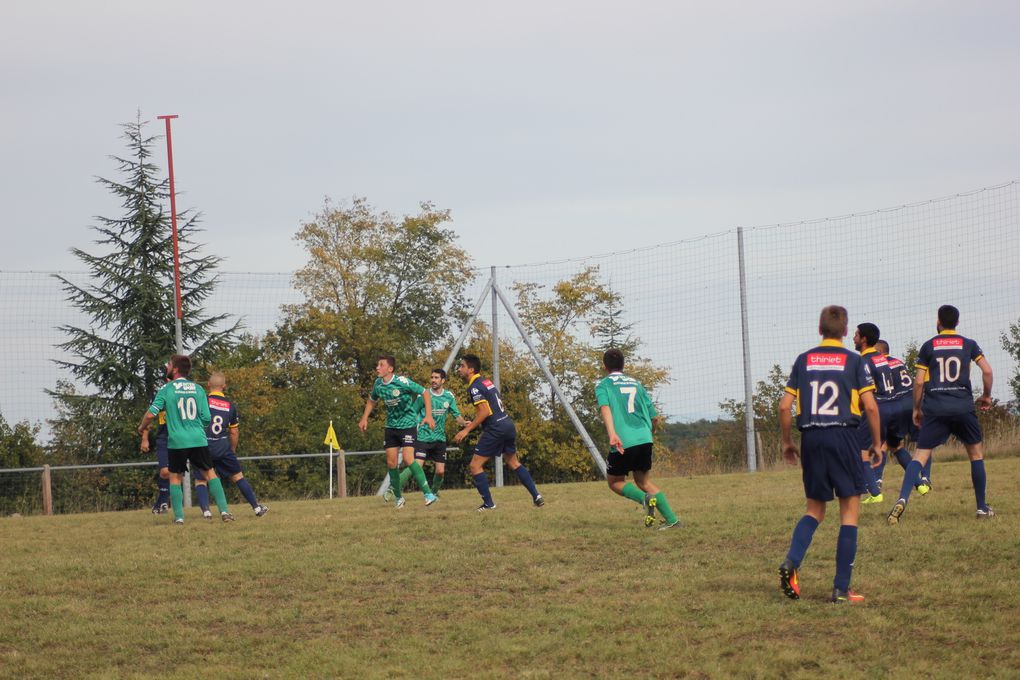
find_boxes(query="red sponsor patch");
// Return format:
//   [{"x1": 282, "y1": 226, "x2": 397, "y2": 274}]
[
  {"x1": 933, "y1": 337, "x2": 964, "y2": 349},
  {"x1": 482, "y1": 379, "x2": 495, "y2": 389},
  {"x1": 887, "y1": 358, "x2": 904, "y2": 368},
  {"x1": 209, "y1": 397, "x2": 231, "y2": 411},
  {"x1": 806, "y1": 353, "x2": 847, "y2": 370}
]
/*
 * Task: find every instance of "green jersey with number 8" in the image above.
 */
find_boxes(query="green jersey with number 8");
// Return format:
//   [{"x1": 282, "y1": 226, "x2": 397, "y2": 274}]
[
  {"x1": 148, "y1": 378, "x2": 212, "y2": 449},
  {"x1": 595, "y1": 372, "x2": 658, "y2": 449}
]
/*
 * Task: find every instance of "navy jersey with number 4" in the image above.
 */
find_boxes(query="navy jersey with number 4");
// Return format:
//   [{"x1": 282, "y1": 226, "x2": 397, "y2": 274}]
[
  {"x1": 861, "y1": 348, "x2": 897, "y2": 402},
  {"x1": 786, "y1": 339, "x2": 876, "y2": 430},
  {"x1": 917, "y1": 330, "x2": 983, "y2": 416},
  {"x1": 885, "y1": 355, "x2": 913, "y2": 400},
  {"x1": 467, "y1": 374, "x2": 511, "y2": 427}
]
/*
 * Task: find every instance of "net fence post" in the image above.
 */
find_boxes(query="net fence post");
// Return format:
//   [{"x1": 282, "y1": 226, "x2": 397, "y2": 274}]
[
  {"x1": 738, "y1": 227, "x2": 757, "y2": 472},
  {"x1": 338, "y1": 449, "x2": 347, "y2": 498},
  {"x1": 41, "y1": 464, "x2": 53, "y2": 516},
  {"x1": 491, "y1": 266, "x2": 503, "y2": 488}
]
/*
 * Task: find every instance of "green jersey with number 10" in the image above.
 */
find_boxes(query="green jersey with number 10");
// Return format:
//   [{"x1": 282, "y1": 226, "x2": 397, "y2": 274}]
[
  {"x1": 595, "y1": 372, "x2": 658, "y2": 449},
  {"x1": 148, "y1": 378, "x2": 212, "y2": 449}
]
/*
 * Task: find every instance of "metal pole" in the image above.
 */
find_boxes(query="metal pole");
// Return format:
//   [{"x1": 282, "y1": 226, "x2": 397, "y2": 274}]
[
  {"x1": 491, "y1": 266, "x2": 503, "y2": 487},
  {"x1": 737, "y1": 227, "x2": 757, "y2": 472},
  {"x1": 157, "y1": 115, "x2": 184, "y2": 355},
  {"x1": 492, "y1": 283, "x2": 607, "y2": 477},
  {"x1": 441, "y1": 279, "x2": 493, "y2": 375}
]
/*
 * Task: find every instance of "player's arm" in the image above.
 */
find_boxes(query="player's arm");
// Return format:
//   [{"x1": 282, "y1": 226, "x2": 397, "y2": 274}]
[
  {"x1": 976, "y1": 356, "x2": 993, "y2": 409},
  {"x1": 138, "y1": 414, "x2": 154, "y2": 452},
  {"x1": 860, "y1": 389, "x2": 882, "y2": 466},
  {"x1": 599, "y1": 405, "x2": 624, "y2": 453},
  {"x1": 454, "y1": 400, "x2": 491, "y2": 444},
  {"x1": 358, "y1": 395, "x2": 376, "y2": 433},
  {"x1": 421, "y1": 388, "x2": 435, "y2": 431},
  {"x1": 449, "y1": 396, "x2": 467, "y2": 427},
  {"x1": 779, "y1": 391, "x2": 798, "y2": 464},
  {"x1": 229, "y1": 425, "x2": 239, "y2": 453},
  {"x1": 912, "y1": 366, "x2": 927, "y2": 426}
]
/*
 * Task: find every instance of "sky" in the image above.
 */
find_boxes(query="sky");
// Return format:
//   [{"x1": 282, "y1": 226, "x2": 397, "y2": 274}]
[{"x1": 2, "y1": 1, "x2": 1019, "y2": 273}]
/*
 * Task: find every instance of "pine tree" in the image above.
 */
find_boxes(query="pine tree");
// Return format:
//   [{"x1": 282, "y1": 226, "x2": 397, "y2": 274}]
[{"x1": 49, "y1": 114, "x2": 238, "y2": 465}]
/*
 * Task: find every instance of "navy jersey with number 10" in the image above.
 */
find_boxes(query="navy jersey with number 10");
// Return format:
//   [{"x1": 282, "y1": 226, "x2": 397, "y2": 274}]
[
  {"x1": 785, "y1": 340, "x2": 876, "y2": 430},
  {"x1": 916, "y1": 330, "x2": 984, "y2": 416},
  {"x1": 467, "y1": 374, "x2": 511, "y2": 427}
]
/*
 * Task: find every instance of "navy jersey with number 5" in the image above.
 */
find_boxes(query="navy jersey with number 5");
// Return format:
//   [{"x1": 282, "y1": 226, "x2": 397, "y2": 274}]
[
  {"x1": 916, "y1": 330, "x2": 983, "y2": 416},
  {"x1": 467, "y1": 374, "x2": 511, "y2": 428},
  {"x1": 885, "y1": 355, "x2": 913, "y2": 400},
  {"x1": 785, "y1": 339, "x2": 876, "y2": 429}
]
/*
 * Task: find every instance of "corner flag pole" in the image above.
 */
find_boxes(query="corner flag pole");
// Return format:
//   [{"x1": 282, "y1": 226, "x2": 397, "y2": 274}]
[{"x1": 157, "y1": 114, "x2": 184, "y2": 355}]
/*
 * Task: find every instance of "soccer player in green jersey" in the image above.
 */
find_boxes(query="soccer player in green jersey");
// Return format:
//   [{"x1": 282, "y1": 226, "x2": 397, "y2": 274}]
[
  {"x1": 358, "y1": 355, "x2": 437, "y2": 508},
  {"x1": 596, "y1": 348, "x2": 680, "y2": 530},
  {"x1": 136, "y1": 355, "x2": 233, "y2": 524},
  {"x1": 391, "y1": 368, "x2": 467, "y2": 498}
]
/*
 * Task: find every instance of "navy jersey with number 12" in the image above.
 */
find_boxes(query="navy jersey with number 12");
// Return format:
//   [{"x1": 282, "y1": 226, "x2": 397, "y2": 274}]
[{"x1": 785, "y1": 339, "x2": 875, "y2": 430}]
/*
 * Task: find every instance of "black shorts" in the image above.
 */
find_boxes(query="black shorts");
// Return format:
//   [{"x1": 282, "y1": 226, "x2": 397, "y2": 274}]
[
  {"x1": 168, "y1": 446, "x2": 214, "y2": 475},
  {"x1": 414, "y1": 440, "x2": 447, "y2": 464},
  {"x1": 384, "y1": 427, "x2": 417, "y2": 449},
  {"x1": 195, "y1": 452, "x2": 244, "y2": 480},
  {"x1": 606, "y1": 442, "x2": 653, "y2": 477}
]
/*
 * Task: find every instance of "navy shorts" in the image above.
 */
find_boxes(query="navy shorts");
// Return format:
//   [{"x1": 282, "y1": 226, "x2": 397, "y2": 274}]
[
  {"x1": 195, "y1": 451, "x2": 244, "y2": 481},
  {"x1": 606, "y1": 442, "x2": 653, "y2": 477},
  {"x1": 884, "y1": 398, "x2": 917, "y2": 447},
  {"x1": 917, "y1": 412, "x2": 983, "y2": 449},
  {"x1": 384, "y1": 427, "x2": 417, "y2": 450},
  {"x1": 475, "y1": 419, "x2": 517, "y2": 457},
  {"x1": 800, "y1": 427, "x2": 866, "y2": 502},
  {"x1": 168, "y1": 446, "x2": 213, "y2": 475},
  {"x1": 856, "y1": 401, "x2": 893, "y2": 450},
  {"x1": 154, "y1": 433, "x2": 169, "y2": 469},
  {"x1": 414, "y1": 440, "x2": 448, "y2": 464}
]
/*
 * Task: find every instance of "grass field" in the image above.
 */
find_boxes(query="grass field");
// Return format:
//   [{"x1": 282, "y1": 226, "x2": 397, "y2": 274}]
[{"x1": 2, "y1": 456, "x2": 1019, "y2": 679}]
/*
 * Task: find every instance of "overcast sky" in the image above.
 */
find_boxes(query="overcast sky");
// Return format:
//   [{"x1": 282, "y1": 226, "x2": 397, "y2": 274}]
[{"x1": 2, "y1": 1, "x2": 1018, "y2": 272}]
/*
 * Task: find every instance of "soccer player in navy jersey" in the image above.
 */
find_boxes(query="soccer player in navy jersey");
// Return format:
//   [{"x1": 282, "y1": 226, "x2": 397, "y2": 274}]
[
  {"x1": 853, "y1": 322, "x2": 891, "y2": 504},
  {"x1": 192, "y1": 372, "x2": 269, "y2": 518},
  {"x1": 887, "y1": 305, "x2": 994, "y2": 524},
  {"x1": 875, "y1": 340, "x2": 929, "y2": 494},
  {"x1": 141, "y1": 410, "x2": 170, "y2": 514},
  {"x1": 453, "y1": 354, "x2": 543, "y2": 511},
  {"x1": 778, "y1": 306, "x2": 882, "y2": 604}
]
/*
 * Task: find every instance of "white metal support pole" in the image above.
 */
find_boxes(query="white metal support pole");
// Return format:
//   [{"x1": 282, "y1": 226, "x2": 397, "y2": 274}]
[
  {"x1": 737, "y1": 227, "x2": 757, "y2": 472},
  {"x1": 491, "y1": 266, "x2": 503, "y2": 487}
]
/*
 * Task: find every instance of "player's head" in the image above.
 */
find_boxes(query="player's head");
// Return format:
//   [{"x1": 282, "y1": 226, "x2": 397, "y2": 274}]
[
  {"x1": 430, "y1": 368, "x2": 446, "y2": 389},
  {"x1": 818, "y1": 305, "x2": 848, "y2": 340},
  {"x1": 167, "y1": 354, "x2": 192, "y2": 379},
  {"x1": 937, "y1": 305, "x2": 960, "y2": 331},
  {"x1": 458, "y1": 354, "x2": 481, "y2": 379},
  {"x1": 603, "y1": 348, "x2": 625, "y2": 372},
  {"x1": 208, "y1": 371, "x2": 226, "y2": 392},
  {"x1": 376, "y1": 354, "x2": 396, "y2": 377},
  {"x1": 876, "y1": 339, "x2": 890, "y2": 355},
  {"x1": 854, "y1": 322, "x2": 880, "y2": 351}
]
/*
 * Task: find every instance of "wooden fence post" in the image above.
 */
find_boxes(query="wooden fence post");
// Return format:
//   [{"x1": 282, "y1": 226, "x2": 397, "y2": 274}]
[
  {"x1": 337, "y1": 450, "x2": 347, "y2": 498},
  {"x1": 42, "y1": 464, "x2": 53, "y2": 516}
]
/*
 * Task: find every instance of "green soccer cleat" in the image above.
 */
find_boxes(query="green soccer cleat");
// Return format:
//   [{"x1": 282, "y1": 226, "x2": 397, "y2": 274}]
[
  {"x1": 861, "y1": 493, "x2": 884, "y2": 505},
  {"x1": 887, "y1": 499, "x2": 906, "y2": 525},
  {"x1": 916, "y1": 478, "x2": 932, "y2": 496},
  {"x1": 644, "y1": 495, "x2": 657, "y2": 527}
]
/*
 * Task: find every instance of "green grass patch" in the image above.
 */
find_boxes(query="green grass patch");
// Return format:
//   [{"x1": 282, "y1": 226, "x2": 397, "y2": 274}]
[{"x1": 2, "y1": 457, "x2": 1019, "y2": 678}]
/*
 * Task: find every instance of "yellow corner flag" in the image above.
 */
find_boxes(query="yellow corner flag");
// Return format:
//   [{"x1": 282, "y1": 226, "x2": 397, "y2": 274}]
[{"x1": 324, "y1": 421, "x2": 340, "y2": 449}]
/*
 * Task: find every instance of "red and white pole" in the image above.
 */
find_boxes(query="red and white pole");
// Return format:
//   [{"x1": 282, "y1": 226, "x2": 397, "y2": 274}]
[{"x1": 157, "y1": 114, "x2": 184, "y2": 355}]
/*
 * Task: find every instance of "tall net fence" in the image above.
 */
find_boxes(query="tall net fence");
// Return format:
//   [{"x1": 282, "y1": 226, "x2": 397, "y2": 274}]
[{"x1": 2, "y1": 181, "x2": 1019, "y2": 511}]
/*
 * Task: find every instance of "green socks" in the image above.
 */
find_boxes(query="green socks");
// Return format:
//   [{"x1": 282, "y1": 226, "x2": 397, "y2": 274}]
[
  {"x1": 432, "y1": 473, "x2": 444, "y2": 494},
  {"x1": 409, "y1": 461, "x2": 433, "y2": 495},
  {"x1": 399, "y1": 467, "x2": 413, "y2": 491},
  {"x1": 621, "y1": 482, "x2": 646, "y2": 505},
  {"x1": 207, "y1": 476, "x2": 229, "y2": 513},
  {"x1": 170, "y1": 484, "x2": 184, "y2": 521},
  {"x1": 654, "y1": 491, "x2": 677, "y2": 524},
  {"x1": 388, "y1": 468, "x2": 403, "y2": 499}
]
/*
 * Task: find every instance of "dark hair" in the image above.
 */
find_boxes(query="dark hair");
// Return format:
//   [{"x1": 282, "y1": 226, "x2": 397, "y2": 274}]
[
  {"x1": 377, "y1": 354, "x2": 396, "y2": 369},
  {"x1": 938, "y1": 305, "x2": 960, "y2": 330},
  {"x1": 432, "y1": 368, "x2": 447, "y2": 380},
  {"x1": 461, "y1": 354, "x2": 481, "y2": 373},
  {"x1": 876, "y1": 340, "x2": 890, "y2": 354},
  {"x1": 857, "y1": 322, "x2": 880, "y2": 347},
  {"x1": 819, "y1": 305, "x2": 848, "y2": 339},
  {"x1": 603, "y1": 348, "x2": 625, "y2": 371},
  {"x1": 169, "y1": 354, "x2": 192, "y2": 377}
]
